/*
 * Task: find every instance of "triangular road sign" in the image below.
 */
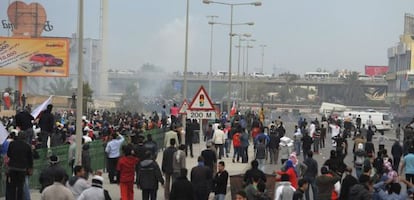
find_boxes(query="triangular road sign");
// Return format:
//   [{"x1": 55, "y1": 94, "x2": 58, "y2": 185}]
[
  {"x1": 188, "y1": 86, "x2": 215, "y2": 111},
  {"x1": 178, "y1": 99, "x2": 188, "y2": 114}
]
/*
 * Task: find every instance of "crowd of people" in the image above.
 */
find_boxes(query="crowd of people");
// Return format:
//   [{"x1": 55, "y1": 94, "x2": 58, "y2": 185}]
[{"x1": 3, "y1": 101, "x2": 414, "y2": 200}]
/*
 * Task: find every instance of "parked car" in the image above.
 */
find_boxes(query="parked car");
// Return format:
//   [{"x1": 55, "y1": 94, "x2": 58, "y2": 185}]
[
  {"x1": 19, "y1": 61, "x2": 43, "y2": 72},
  {"x1": 30, "y1": 53, "x2": 63, "y2": 66}
]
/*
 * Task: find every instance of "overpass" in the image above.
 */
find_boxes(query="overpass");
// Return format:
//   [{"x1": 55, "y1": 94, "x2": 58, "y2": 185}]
[{"x1": 108, "y1": 72, "x2": 388, "y2": 87}]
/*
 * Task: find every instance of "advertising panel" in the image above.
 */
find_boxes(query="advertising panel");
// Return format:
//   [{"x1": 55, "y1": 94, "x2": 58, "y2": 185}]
[
  {"x1": 0, "y1": 37, "x2": 69, "y2": 77},
  {"x1": 365, "y1": 65, "x2": 389, "y2": 76}
]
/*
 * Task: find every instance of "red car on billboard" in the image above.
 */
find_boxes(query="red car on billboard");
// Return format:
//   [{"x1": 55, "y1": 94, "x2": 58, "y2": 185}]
[{"x1": 30, "y1": 53, "x2": 64, "y2": 66}]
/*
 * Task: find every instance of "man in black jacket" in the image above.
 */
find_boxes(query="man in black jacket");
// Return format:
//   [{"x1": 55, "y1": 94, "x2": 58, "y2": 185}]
[
  {"x1": 185, "y1": 119, "x2": 194, "y2": 158},
  {"x1": 6, "y1": 132, "x2": 33, "y2": 200},
  {"x1": 162, "y1": 138, "x2": 177, "y2": 200},
  {"x1": 268, "y1": 131, "x2": 280, "y2": 165},
  {"x1": 38, "y1": 104, "x2": 55, "y2": 148},
  {"x1": 303, "y1": 151, "x2": 318, "y2": 200},
  {"x1": 213, "y1": 161, "x2": 228, "y2": 200},
  {"x1": 170, "y1": 168, "x2": 194, "y2": 200},
  {"x1": 191, "y1": 156, "x2": 213, "y2": 200},
  {"x1": 15, "y1": 107, "x2": 34, "y2": 144},
  {"x1": 391, "y1": 140, "x2": 403, "y2": 171},
  {"x1": 243, "y1": 160, "x2": 266, "y2": 185}
]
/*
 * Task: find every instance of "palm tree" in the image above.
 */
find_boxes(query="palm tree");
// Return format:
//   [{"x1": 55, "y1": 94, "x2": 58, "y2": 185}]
[
  {"x1": 44, "y1": 78, "x2": 73, "y2": 96},
  {"x1": 343, "y1": 71, "x2": 367, "y2": 105},
  {"x1": 279, "y1": 73, "x2": 299, "y2": 103}
]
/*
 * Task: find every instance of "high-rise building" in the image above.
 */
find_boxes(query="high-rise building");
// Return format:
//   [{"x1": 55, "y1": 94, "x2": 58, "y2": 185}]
[{"x1": 386, "y1": 13, "x2": 414, "y2": 114}]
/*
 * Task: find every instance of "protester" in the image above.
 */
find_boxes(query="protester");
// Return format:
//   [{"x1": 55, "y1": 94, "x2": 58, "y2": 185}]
[
  {"x1": 67, "y1": 165, "x2": 90, "y2": 199},
  {"x1": 274, "y1": 174, "x2": 295, "y2": 200},
  {"x1": 293, "y1": 178, "x2": 308, "y2": 200},
  {"x1": 41, "y1": 169, "x2": 74, "y2": 200},
  {"x1": 6, "y1": 131, "x2": 33, "y2": 200},
  {"x1": 191, "y1": 156, "x2": 213, "y2": 200},
  {"x1": 213, "y1": 161, "x2": 228, "y2": 200},
  {"x1": 39, "y1": 155, "x2": 68, "y2": 193},
  {"x1": 162, "y1": 138, "x2": 177, "y2": 199},
  {"x1": 105, "y1": 132, "x2": 125, "y2": 183},
  {"x1": 78, "y1": 175, "x2": 112, "y2": 200},
  {"x1": 137, "y1": 151, "x2": 165, "y2": 200},
  {"x1": 38, "y1": 104, "x2": 55, "y2": 148},
  {"x1": 170, "y1": 168, "x2": 194, "y2": 200},
  {"x1": 117, "y1": 145, "x2": 139, "y2": 200}
]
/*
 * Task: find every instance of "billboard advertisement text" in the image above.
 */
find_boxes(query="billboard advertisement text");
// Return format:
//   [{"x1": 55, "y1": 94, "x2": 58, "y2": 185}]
[{"x1": 0, "y1": 37, "x2": 69, "y2": 77}]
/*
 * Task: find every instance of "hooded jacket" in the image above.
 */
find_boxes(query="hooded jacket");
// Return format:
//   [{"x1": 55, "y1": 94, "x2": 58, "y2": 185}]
[
  {"x1": 274, "y1": 181, "x2": 295, "y2": 200},
  {"x1": 137, "y1": 159, "x2": 164, "y2": 190}
]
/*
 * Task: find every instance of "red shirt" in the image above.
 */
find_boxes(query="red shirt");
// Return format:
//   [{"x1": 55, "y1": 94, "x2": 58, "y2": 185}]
[
  {"x1": 117, "y1": 156, "x2": 139, "y2": 183},
  {"x1": 232, "y1": 133, "x2": 241, "y2": 147}
]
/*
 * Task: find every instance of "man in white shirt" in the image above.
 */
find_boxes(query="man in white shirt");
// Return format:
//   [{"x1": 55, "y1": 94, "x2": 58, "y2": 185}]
[
  {"x1": 309, "y1": 122, "x2": 316, "y2": 138},
  {"x1": 104, "y1": 133, "x2": 124, "y2": 183},
  {"x1": 212, "y1": 125, "x2": 225, "y2": 159}
]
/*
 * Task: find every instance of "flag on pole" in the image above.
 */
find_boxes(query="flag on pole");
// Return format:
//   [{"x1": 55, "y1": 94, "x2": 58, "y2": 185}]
[
  {"x1": 230, "y1": 101, "x2": 237, "y2": 117},
  {"x1": 0, "y1": 122, "x2": 9, "y2": 145},
  {"x1": 31, "y1": 96, "x2": 53, "y2": 118}
]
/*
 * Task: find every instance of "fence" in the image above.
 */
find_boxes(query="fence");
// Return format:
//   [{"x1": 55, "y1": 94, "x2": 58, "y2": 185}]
[
  {"x1": 0, "y1": 128, "x2": 166, "y2": 197},
  {"x1": 0, "y1": 140, "x2": 105, "y2": 197}
]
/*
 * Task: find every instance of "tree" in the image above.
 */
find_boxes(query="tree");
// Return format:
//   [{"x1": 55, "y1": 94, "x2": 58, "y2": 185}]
[
  {"x1": 82, "y1": 82, "x2": 93, "y2": 114},
  {"x1": 342, "y1": 71, "x2": 367, "y2": 105},
  {"x1": 44, "y1": 78, "x2": 73, "y2": 96},
  {"x1": 120, "y1": 82, "x2": 143, "y2": 112},
  {"x1": 279, "y1": 73, "x2": 299, "y2": 103}
]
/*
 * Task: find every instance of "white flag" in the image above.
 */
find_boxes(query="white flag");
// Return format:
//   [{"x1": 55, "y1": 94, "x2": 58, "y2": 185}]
[
  {"x1": 31, "y1": 96, "x2": 53, "y2": 118},
  {"x1": 0, "y1": 123, "x2": 9, "y2": 145}
]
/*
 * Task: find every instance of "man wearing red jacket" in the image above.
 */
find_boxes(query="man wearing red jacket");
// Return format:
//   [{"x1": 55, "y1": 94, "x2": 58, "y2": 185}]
[{"x1": 117, "y1": 145, "x2": 139, "y2": 200}]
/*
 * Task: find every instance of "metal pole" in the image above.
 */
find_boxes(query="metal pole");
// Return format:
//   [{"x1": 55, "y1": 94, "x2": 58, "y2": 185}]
[
  {"x1": 242, "y1": 45, "x2": 246, "y2": 101},
  {"x1": 182, "y1": 0, "x2": 190, "y2": 144},
  {"x1": 260, "y1": 45, "x2": 265, "y2": 73},
  {"x1": 227, "y1": 5, "x2": 233, "y2": 117},
  {"x1": 207, "y1": 16, "x2": 218, "y2": 97},
  {"x1": 237, "y1": 37, "x2": 242, "y2": 100},
  {"x1": 75, "y1": 0, "x2": 84, "y2": 166}
]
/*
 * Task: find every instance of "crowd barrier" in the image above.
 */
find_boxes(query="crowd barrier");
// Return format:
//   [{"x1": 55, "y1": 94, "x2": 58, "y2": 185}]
[{"x1": 0, "y1": 128, "x2": 166, "y2": 197}]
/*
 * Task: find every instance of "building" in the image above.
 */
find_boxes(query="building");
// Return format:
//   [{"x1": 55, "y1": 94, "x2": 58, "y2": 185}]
[{"x1": 386, "y1": 13, "x2": 414, "y2": 115}]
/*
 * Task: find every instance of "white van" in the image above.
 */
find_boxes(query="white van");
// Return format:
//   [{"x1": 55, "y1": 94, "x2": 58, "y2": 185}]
[
  {"x1": 343, "y1": 110, "x2": 392, "y2": 131},
  {"x1": 251, "y1": 72, "x2": 271, "y2": 78}
]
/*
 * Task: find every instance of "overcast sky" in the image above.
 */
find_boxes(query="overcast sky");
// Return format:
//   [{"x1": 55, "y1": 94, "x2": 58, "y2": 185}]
[{"x1": 0, "y1": 0, "x2": 413, "y2": 75}]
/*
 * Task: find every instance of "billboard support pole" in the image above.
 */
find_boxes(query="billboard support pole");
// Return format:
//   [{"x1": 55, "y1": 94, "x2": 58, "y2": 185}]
[{"x1": 75, "y1": 0, "x2": 84, "y2": 166}]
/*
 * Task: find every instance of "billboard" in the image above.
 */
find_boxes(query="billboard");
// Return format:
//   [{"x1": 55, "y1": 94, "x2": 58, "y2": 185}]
[
  {"x1": 365, "y1": 65, "x2": 388, "y2": 76},
  {"x1": 0, "y1": 37, "x2": 69, "y2": 77}
]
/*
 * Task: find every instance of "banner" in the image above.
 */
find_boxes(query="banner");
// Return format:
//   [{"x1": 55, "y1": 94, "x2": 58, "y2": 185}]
[
  {"x1": 0, "y1": 37, "x2": 69, "y2": 77},
  {"x1": 31, "y1": 95, "x2": 52, "y2": 118}
]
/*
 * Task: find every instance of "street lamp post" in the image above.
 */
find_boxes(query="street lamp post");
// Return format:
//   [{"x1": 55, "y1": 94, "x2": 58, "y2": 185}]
[
  {"x1": 182, "y1": 0, "x2": 190, "y2": 144},
  {"x1": 260, "y1": 44, "x2": 267, "y2": 73},
  {"x1": 244, "y1": 39, "x2": 255, "y2": 101},
  {"x1": 207, "y1": 15, "x2": 218, "y2": 97},
  {"x1": 203, "y1": 0, "x2": 261, "y2": 117},
  {"x1": 234, "y1": 33, "x2": 251, "y2": 100},
  {"x1": 75, "y1": 0, "x2": 84, "y2": 165}
]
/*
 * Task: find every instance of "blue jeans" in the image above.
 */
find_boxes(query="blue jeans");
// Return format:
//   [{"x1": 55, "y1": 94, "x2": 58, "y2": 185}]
[
  {"x1": 215, "y1": 194, "x2": 226, "y2": 200},
  {"x1": 294, "y1": 141, "x2": 301, "y2": 155},
  {"x1": 24, "y1": 175, "x2": 30, "y2": 200},
  {"x1": 305, "y1": 177, "x2": 317, "y2": 200}
]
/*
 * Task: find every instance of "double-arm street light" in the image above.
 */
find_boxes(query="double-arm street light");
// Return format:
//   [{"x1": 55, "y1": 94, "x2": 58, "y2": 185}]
[
  {"x1": 243, "y1": 38, "x2": 255, "y2": 101},
  {"x1": 203, "y1": 0, "x2": 261, "y2": 117},
  {"x1": 207, "y1": 15, "x2": 219, "y2": 98},
  {"x1": 234, "y1": 33, "x2": 252, "y2": 99}
]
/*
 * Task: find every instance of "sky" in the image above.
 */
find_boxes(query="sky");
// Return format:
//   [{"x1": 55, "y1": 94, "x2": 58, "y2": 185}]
[{"x1": 0, "y1": 0, "x2": 413, "y2": 75}]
